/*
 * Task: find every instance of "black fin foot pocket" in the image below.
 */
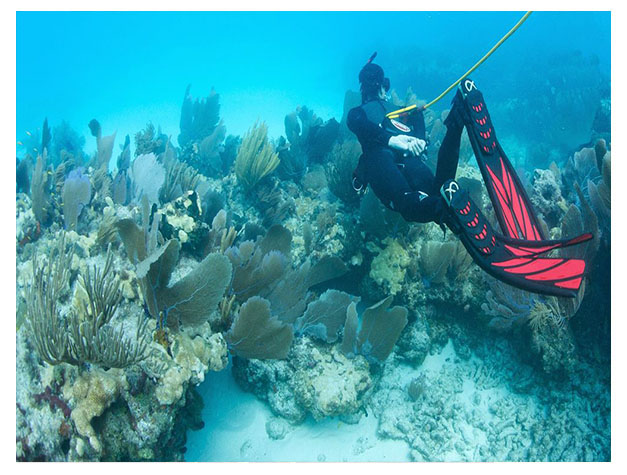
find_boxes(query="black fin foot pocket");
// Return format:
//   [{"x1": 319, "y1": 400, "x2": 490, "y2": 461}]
[
  {"x1": 458, "y1": 77, "x2": 498, "y2": 155},
  {"x1": 441, "y1": 179, "x2": 497, "y2": 256}
]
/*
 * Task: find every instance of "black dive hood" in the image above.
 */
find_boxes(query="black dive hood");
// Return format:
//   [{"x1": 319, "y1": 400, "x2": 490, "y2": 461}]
[{"x1": 359, "y1": 52, "x2": 390, "y2": 92}]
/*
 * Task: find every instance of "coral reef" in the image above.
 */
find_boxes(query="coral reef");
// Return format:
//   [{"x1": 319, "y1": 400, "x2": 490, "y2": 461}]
[
  {"x1": 225, "y1": 296, "x2": 294, "y2": 359},
  {"x1": 325, "y1": 140, "x2": 362, "y2": 207},
  {"x1": 177, "y1": 86, "x2": 229, "y2": 178},
  {"x1": 51, "y1": 120, "x2": 86, "y2": 167},
  {"x1": 62, "y1": 168, "x2": 91, "y2": 230},
  {"x1": 88, "y1": 119, "x2": 116, "y2": 171},
  {"x1": 16, "y1": 65, "x2": 610, "y2": 462},
  {"x1": 370, "y1": 334, "x2": 609, "y2": 461},
  {"x1": 530, "y1": 168, "x2": 568, "y2": 228},
  {"x1": 134, "y1": 123, "x2": 168, "y2": 157},
  {"x1": 232, "y1": 337, "x2": 372, "y2": 423},
  {"x1": 369, "y1": 237, "x2": 411, "y2": 295},
  {"x1": 341, "y1": 297, "x2": 408, "y2": 362},
  {"x1": 277, "y1": 106, "x2": 340, "y2": 181}
]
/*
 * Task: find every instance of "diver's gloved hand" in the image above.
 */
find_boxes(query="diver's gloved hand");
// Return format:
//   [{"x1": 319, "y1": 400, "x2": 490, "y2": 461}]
[
  {"x1": 388, "y1": 135, "x2": 426, "y2": 156},
  {"x1": 409, "y1": 137, "x2": 426, "y2": 156}
]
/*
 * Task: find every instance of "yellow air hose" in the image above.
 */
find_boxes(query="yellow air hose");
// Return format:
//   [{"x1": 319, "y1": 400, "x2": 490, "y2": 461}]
[{"x1": 387, "y1": 11, "x2": 533, "y2": 119}]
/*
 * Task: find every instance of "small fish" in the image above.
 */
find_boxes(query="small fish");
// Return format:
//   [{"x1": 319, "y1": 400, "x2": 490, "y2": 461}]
[
  {"x1": 17, "y1": 141, "x2": 22, "y2": 146},
  {"x1": 25, "y1": 131, "x2": 32, "y2": 137}
]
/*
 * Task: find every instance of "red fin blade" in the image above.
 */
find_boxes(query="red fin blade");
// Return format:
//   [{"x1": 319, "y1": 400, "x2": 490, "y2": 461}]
[{"x1": 523, "y1": 259, "x2": 586, "y2": 282}]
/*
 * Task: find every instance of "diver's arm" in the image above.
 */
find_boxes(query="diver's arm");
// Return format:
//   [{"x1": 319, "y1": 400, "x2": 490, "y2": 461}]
[{"x1": 347, "y1": 107, "x2": 394, "y2": 148}]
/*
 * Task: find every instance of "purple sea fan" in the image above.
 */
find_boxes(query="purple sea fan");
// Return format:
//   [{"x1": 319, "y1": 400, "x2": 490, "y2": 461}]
[{"x1": 62, "y1": 167, "x2": 91, "y2": 230}]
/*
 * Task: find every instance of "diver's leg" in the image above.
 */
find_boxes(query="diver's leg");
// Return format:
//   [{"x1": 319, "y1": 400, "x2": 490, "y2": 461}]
[
  {"x1": 366, "y1": 149, "x2": 445, "y2": 224},
  {"x1": 400, "y1": 155, "x2": 435, "y2": 192},
  {"x1": 434, "y1": 94, "x2": 465, "y2": 191}
]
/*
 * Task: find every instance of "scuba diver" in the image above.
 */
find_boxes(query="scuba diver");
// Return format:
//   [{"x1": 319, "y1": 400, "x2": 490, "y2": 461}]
[
  {"x1": 348, "y1": 55, "x2": 464, "y2": 226},
  {"x1": 347, "y1": 54, "x2": 593, "y2": 298}
]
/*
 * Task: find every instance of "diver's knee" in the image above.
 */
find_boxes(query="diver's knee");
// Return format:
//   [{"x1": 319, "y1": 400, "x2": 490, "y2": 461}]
[{"x1": 395, "y1": 191, "x2": 434, "y2": 223}]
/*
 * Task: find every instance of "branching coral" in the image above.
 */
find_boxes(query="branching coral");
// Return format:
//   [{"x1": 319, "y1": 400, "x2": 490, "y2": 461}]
[
  {"x1": 177, "y1": 86, "x2": 230, "y2": 178},
  {"x1": 134, "y1": 123, "x2": 167, "y2": 157},
  {"x1": 178, "y1": 85, "x2": 221, "y2": 147},
  {"x1": 27, "y1": 240, "x2": 149, "y2": 368},
  {"x1": 160, "y1": 153, "x2": 202, "y2": 203},
  {"x1": 26, "y1": 235, "x2": 75, "y2": 365},
  {"x1": 69, "y1": 248, "x2": 150, "y2": 368},
  {"x1": 234, "y1": 121, "x2": 280, "y2": 192},
  {"x1": 75, "y1": 247, "x2": 122, "y2": 325},
  {"x1": 252, "y1": 180, "x2": 295, "y2": 228}
]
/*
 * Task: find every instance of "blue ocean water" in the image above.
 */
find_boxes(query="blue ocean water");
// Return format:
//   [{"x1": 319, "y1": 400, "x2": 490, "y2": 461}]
[
  {"x1": 16, "y1": 11, "x2": 611, "y2": 462},
  {"x1": 17, "y1": 11, "x2": 609, "y2": 154}
]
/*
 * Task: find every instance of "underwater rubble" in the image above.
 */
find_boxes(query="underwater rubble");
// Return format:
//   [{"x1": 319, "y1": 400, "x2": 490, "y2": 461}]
[{"x1": 16, "y1": 84, "x2": 610, "y2": 461}]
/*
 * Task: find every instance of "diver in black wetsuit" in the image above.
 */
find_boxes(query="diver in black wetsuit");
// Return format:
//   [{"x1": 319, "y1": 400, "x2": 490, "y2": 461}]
[
  {"x1": 347, "y1": 59, "x2": 465, "y2": 225},
  {"x1": 346, "y1": 57, "x2": 593, "y2": 298}
]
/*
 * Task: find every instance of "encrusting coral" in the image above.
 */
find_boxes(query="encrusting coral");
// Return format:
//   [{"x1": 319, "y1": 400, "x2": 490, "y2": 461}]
[{"x1": 369, "y1": 237, "x2": 411, "y2": 294}]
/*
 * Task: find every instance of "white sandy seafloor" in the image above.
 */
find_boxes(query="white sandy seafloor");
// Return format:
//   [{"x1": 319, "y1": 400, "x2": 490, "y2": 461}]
[
  {"x1": 186, "y1": 339, "x2": 608, "y2": 462},
  {"x1": 185, "y1": 360, "x2": 411, "y2": 462}
]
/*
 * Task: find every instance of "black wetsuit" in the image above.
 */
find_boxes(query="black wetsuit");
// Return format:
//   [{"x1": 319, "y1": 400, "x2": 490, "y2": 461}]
[{"x1": 347, "y1": 98, "x2": 463, "y2": 224}]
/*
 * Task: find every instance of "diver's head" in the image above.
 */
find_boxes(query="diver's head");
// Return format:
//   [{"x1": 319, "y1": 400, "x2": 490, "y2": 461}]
[{"x1": 359, "y1": 53, "x2": 390, "y2": 103}]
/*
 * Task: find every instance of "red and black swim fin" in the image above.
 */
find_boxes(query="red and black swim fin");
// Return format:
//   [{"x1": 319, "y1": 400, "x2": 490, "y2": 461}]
[
  {"x1": 441, "y1": 180, "x2": 592, "y2": 298},
  {"x1": 439, "y1": 78, "x2": 593, "y2": 297},
  {"x1": 457, "y1": 78, "x2": 545, "y2": 241}
]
